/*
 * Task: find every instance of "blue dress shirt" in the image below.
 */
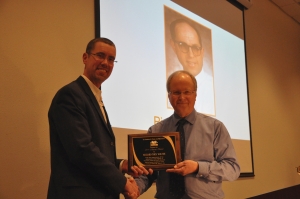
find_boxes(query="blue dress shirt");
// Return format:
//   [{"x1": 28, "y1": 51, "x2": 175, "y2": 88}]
[{"x1": 135, "y1": 109, "x2": 240, "y2": 199}]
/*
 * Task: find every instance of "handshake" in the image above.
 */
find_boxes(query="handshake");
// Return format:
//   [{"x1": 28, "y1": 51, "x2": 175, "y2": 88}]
[
  {"x1": 121, "y1": 161, "x2": 153, "y2": 199},
  {"x1": 122, "y1": 177, "x2": 140, "y2": 199}
]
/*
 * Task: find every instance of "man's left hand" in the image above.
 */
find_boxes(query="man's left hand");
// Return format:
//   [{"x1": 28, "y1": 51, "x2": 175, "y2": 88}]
[
  {"x1": 121, "y1": 159, "x2": 153, "y2": 177},
  {"x1": 129, "y1": 165, "x2": 153, "y2": 177}
]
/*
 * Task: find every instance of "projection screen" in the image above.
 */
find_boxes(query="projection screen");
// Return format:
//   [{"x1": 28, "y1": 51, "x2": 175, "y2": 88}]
[{"x1": 95, "y1": 0, "x2": 254, "y2": 177}]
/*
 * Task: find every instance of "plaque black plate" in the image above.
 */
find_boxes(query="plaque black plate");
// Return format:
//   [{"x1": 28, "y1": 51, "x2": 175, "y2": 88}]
[{"x1": 128, "y1": 132, "x2": 181, "y2": 170}]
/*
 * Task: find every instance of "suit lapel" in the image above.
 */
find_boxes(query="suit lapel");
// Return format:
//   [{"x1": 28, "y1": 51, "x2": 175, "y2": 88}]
[{"x1": 76, "y1": 76, "x2": 115, "y2": 139}]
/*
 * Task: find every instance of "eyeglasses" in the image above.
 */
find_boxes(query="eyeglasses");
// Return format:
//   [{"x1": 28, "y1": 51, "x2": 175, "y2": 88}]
[
  {"x1": 169, "y1": 90, "x2": 196, "y2": 96},
  {"x1": 90, "y1": 52, "x2": 117, "y2": 65},
  {"x1": 174, "y1": 41, "x2": 202, "y2": 56}
]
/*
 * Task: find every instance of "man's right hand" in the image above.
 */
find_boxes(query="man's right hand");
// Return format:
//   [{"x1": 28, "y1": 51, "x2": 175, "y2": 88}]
[{"x1": 122, "y1": 177, "x2": 140, "y2": 199}]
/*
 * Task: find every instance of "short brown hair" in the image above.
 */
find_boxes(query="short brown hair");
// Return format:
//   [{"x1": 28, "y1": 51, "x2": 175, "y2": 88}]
[{"x1": 85, "y1": 38, "x2": 115, "y2": 54}]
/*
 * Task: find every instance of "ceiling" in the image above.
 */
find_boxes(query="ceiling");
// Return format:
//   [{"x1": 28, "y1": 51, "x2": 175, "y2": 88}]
[{"x1": 270, "y1": 0, "x2": 300, "y2": 24}]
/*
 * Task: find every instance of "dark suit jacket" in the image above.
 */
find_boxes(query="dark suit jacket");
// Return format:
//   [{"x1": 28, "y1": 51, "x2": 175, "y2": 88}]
[{"x1": 47, "y1": 76, "x2": 126, "y2": 199}]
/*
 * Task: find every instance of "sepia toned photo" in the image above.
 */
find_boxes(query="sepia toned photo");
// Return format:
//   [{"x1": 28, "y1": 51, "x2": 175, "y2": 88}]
[{"x1": 164, "y1": 6, "x2": 215, "y2": 116}]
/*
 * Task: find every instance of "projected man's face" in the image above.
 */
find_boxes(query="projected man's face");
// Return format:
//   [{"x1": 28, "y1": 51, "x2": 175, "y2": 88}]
[
  {"x1": 171, "y1": 22, "x2": 204, "y2": 77},
  {"x1": 168, "y1": 73, "x2": 196, "y2": 118}
]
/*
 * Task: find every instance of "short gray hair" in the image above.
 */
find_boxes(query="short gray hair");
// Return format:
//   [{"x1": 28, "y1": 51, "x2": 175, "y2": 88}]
[{"x1": 166, "y1": 70, "x2": 197, "y2": 92}]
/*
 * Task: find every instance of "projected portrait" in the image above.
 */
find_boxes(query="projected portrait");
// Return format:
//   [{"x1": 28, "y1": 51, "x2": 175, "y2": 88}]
[{"x1": 164, "y1": 6, "x2": 215, "y2": 116}]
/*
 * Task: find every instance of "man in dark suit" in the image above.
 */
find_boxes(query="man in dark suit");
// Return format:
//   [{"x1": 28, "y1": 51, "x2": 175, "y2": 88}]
[{"x1": 47, "y1": 38, "x2": 147, "y2": 199}]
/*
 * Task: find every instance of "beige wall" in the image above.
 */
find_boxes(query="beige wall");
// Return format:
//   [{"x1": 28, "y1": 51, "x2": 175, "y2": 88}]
[{"x1": 0, "y1": 0, "x2": 299, "y2": 198}]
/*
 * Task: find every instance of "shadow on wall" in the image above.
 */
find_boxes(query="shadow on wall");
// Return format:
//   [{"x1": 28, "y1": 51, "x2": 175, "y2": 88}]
[{"x1": 0, "y1": 56, "x2": 49, "y2": 199}]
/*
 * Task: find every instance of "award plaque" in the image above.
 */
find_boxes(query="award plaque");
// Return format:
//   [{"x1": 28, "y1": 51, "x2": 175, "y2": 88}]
[{"x1": 128, "y1": 132, "x2": 181, "y2": 170}]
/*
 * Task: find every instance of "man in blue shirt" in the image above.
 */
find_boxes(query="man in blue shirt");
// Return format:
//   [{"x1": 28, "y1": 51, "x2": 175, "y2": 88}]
[{"x1": 135, "y1": 70, "x2": 240, "y2": 199}]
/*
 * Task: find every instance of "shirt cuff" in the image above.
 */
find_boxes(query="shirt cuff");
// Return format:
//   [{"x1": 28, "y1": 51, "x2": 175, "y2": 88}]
[
  {"x1": 119, "y1": 159, "x2": 125, "y2": 173},
  {"x1": 196, "y1": 161, "x2": 209, "y2": 178}
]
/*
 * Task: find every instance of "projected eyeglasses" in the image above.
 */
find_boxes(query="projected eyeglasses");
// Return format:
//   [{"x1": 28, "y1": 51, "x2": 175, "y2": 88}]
[{"x1": 174, "y1": 41, "x2": 202, "y2": 56}]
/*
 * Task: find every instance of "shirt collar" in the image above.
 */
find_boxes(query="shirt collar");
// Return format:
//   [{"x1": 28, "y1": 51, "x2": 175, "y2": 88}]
[
  {"x1": 172, "y1": 109, "x2": 196, "y2": 126},
  {"x1": 81, "y1": 75, "x2": 103, "y2": 104}
]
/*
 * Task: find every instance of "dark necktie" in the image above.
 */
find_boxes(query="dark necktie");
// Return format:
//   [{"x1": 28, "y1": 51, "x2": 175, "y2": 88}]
[{"x1": 169, "y1": 118, "x2": 187, "y2": 198}]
